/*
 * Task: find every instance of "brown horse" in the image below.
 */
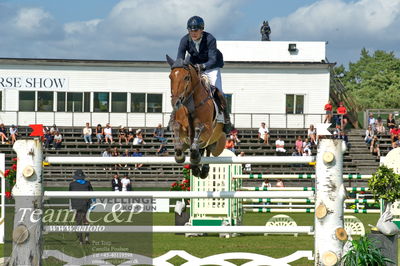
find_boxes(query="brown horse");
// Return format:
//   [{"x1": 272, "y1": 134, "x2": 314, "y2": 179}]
[{"x1": 166, "y1": 55, "x2": 226, "y2": 178}]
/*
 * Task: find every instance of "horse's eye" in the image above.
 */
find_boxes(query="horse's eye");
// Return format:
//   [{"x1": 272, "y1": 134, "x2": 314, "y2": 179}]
[{"x1": 184, "y1": 76, "x2": 190, "y2": 81}]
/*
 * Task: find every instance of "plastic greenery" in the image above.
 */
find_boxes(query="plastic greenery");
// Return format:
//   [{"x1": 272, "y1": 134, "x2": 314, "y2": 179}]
[
  {"x1": 170, "y1": 164, "x2": 190, "y2": 191},
  {"x1": 342, "y1": 236, "x2": 394, "y2": 266},
  {"x1": 4, "y1": 157, "x2": 17, "y2": 199},
  {"x1": 368, "y1": 165, "x2": 400, "y2": 203}
]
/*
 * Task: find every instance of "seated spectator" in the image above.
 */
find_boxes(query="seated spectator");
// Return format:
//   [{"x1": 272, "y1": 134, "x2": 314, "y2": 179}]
[
  {"x1": 132, "y1": 148, "x2": 144, "y2": 169},
  {"x1": 336, "y1": 102, "x2": 348, "y2": 130},
  {"x1": 121, "y1": 174, "x2": 131, "y2": 191},
  {"x1": 127, "y1": 128, "x2": 135, "y2": 143},
  {"x1": 121, "y1": 149, "x2": 130, "y2": 169},
  {"x1": 368, "y1": 113, "x2": 376, "y2": 133},
  {"x1": 303, "y1": 138, "x2": 312, "y2": 156},
  {"x1": 276, "y1": 179, "x2": 284, "y2": 188},
  {"x1": 10, "y1": 125, "x2": 18, "y2": 145},
  {"x1": 324, "y1": 100, "x2": 333, "y2": 123},
  {"x1": 153, "y1": 123, "x2": 166, "y2": 143},
  {"x1": 156, "y1": 144, "x2": 169, "y2": 156},
  {"x1": 295, "y1": 136, "x2": 303, "y2": 154},
  {"x1": 261, "y1": 179, "x2": 271, "y2": 188},
  {"x1": 44, "y1": 130, "x2": 54, "y2": 149},
  {"x1": 258, "y1": 122, "x2": 269, "y2": 144},
  {"x1": 111, "y1": 173, "x2": 122, "y2": 192},
  {"x1": 387, "y1": 113, "x2": 396, "y2": 131},
  {"x1": 102, "y1": 148, "x2": 111, "y2": 157},
  {"x1": 104, "y1": 123, "x2": 114, "y2": 144},
  {"x1": 111, "y1": 147, "x2": 120, "y2": 157},
  {"x1": 364, "y1": 125, "x2": 374, "y2": 145},
  {"x1": 0, "y1": 124, "x2": 8, "y2": 144},
  {"x1": 225, "y1": 139, "x2": 236, "y2": 153},
  {"x1": 390, "y1": 125, "x2": 400, "y2": 143},
  {"x1": 307, "y1": 125, "x2": 316, "y2": 145},
  {"x1": 292, "y1": 149, "x2": 302, "y2": 156},
  {"x1": 275, "y1": 136, "x2": 286, "y2": 155},
  {"x1": 95, "y1": 124, "x2": 104, "y2": 144},
  {"x1": 83, "y1": 122, "x2": 93, "y2": 144},
  {"x1": 118, "y1": 126, "x2": 128, "y2": 145},
  {"x1": 53, "y1": 131, "x2": 63, "y2": 150},
  {"x1": 239, "y1": 152, "x2": 251, "y2": 173},
  {"x1": 370, "y1": 136, "x2": 381, "y2": 157},
  {"x1": 50, "y1": 124, "x2": 59, "y2": 135},
  {"x1": 133, "y1": 131, "x2": 146, "y2": 145},
  {"x1": 375, "y1": 117, "x2": 385, "y2": 135},
  {"x1": 229, "y1": 129, "x2": 240, "y2": 146}
]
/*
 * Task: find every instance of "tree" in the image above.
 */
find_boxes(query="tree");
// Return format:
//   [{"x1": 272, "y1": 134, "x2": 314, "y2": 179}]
[{"x1": 334, "y1": 49, "x2": 400, "y2": 109}]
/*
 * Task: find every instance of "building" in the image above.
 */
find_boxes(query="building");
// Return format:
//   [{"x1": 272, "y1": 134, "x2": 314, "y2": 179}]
[{"x1": 0, "y1": 41, "x2": 331, "y2": 128}]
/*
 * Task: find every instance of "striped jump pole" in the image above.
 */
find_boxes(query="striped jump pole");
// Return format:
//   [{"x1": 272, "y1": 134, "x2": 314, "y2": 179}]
[
  {"x1": 244, "y1": 208, "x2": 380, "y2": 214},
  {"x1": 240, "y1": 187, "x2": 370, "y2": 192},
  {"x1": 243, "y1": 198, "x2": 376, "y2": 204},
  {"x1": 233, "y1": 174, "x2": 372, "y2": 180}
]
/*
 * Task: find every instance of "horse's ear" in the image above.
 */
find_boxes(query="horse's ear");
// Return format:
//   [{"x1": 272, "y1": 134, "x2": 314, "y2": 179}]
[
  {"x1": 183, "y1": 55, "x2": 190, "y2": 66},
  {"x1": 166, "y1": 55, "x2": 175, "y2": 67}
]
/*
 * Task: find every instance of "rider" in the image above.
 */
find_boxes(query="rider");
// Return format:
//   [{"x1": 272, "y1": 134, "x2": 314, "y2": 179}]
[{"x1": 176, "y1": 15, "x2": 233, "y2": 134}]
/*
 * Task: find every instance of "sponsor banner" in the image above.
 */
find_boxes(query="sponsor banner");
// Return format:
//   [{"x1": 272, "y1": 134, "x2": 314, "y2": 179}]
[
  {"x1": 0, "y1": 76, "x2": 69, "y2": 89},
  {"x1": 89, "y1": 197, "x2": 170, "y2": 213}
]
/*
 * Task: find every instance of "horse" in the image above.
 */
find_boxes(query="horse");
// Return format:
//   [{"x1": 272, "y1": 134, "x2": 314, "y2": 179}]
[{"x1": 166, "y1": 55, "x2": 226, "y2": 179}]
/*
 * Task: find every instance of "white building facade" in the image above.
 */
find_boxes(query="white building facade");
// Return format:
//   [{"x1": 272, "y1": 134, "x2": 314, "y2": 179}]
[{"x1": 0, "y1": 41, "x2": 331, "y2": 128}]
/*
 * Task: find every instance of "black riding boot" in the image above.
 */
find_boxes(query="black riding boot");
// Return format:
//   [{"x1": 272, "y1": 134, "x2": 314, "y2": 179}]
[{"x1": 216, "y1": 93, "x2": 234, "y2": 134}]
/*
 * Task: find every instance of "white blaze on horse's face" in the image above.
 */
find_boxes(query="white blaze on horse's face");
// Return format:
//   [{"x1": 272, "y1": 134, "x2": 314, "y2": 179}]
[{"x1": 174, "y1": 70, "x2": 180, "y2": 78}]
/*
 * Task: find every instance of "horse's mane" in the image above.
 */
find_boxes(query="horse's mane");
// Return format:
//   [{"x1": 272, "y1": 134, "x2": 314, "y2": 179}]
[{"x1": 171, "y1": 58, "x2": 191, "y2": 70}]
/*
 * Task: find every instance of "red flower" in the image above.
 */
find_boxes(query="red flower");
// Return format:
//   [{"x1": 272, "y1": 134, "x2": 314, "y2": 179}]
[
  {"x1": 5, "y1": 191, "x2": 11, "y2": 199},
  {"x1": 4, "y1": 169, "x2": 10, "y2": 177},
  {"x1": 171, "y1": 182, "x2": 177, "y2": 187},
  {"x1": 11, "y1": 164, "x2": 17, "y2": 171},
  {"x1": 183, "y1": 179, "x2": 190, "y2": 184},
  {"x1": 184, "y1": 164, "x2": 191, "y2": 169},
  {"x1": 11, "y1": 157, "x2": 17, "y2": 161},
  {"x1": 187, "y1": 187, "x2": 190, "y2": 191}
]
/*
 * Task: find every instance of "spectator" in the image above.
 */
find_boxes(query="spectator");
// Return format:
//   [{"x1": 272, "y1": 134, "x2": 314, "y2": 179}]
[
  {"x1": 276, "y1": 179, "x2": 284, "y2": 188},
  {"x1": 118, "y1": 126, "x2": 128, "y2": 145},
  {"x1": 338, "y1": 131, "x2": 350, "y2": 149},
  {"x1": 102, "y1": 148, "x2": 112, "y2": 157},
  {"x1": 225, "y1": 139, "x2": 236, "y2": 153},
  {"x1": 303, "y1": 138, "x2": 312, "y2": 156},
  {"x1": 69, "y1": 169, "x2": 93, "y2": 244},
  {"x1": 307, "y1": 125, "x2": 316, "y2": 145},
  {"x1": 336, "y1": 102, "x2": 348, "y2": 130},
  {"x1": 127, "y1": 128, "x2": 135, "y2": 143},
  {"x1": 111, "y1": 147, "x2": 120, "y2": 169},
  {"x1": 261, "y1": 179, "x2": 271, "y2": 188},
  {"x1": 370, "y1": 136, "x2": 381, "y2": 157},
  {"x1": 95, "y1": 124, "x2": 104, "y2": 144},
  {"x1": 275, "y1": 136, "x2": 286, "y2": 155},
  {"x1": 239, "y1": 152, "x2": 251, "y2": 173},
  {"x1": 258, "y1": 122, "x2": 269, "y2": 144},
  {"x1": 44, "y1": 130, "x2": 54, "y2": 149},
  {"x1": 121, "y1": 174, "x2": 131, "y2": 191},
  {"x1": 295, "y1": 136, "x2": 303, "y2": 154},
  {"x1": 83, "y1": 122, "x2": 93, "y2": 144},
  {"x1": 50, "y1": 124, "x2": 59, "y2": 135},
  {"x1": 132, "y1": 148, "x2": 144, "y2": 169},
  {"x1": 387, "y1": 113, "x2": 396, "y2": 131},
  {"x1": 156, "y1": 144, "x2": 169, "y2": 156},
  {"x1": 375, "y1": 117, "x2": 385, "y2": 136},
  {"x1": 229, "y1": 129, "x2": 241, "y2": 146},
  {"x1": 368, "y1": 113, "x2": 376, "y2": 132},
  {"x1": 364, "y1": 125, "x2": 374, "y2": 145},
  {"x1": 390, "y1": 125, "x2": 400, "y2": 144},
  {"x1": 10, "y1": 125, "x2": 18, "y2": 145},
  {"x1": 111, "y1": 173, "x2": 122, "y2": 191},
  {"x1": 292, "y1": 149, "x2": 301, "y2": 156},
  {"x1": 153, "y1": 123, "x2": 166, "y2": 143},
  {"x1": 0, "y1": 124, "x2": 8, "y2": 144},
  {"x1": 104, "y1": 123, "x2": 114, "y2": 144},
  {"x1": 324, "y1": 100, "x2": 333, "y2": 123},
  {"x1": 121, "y1": 149, "x2": 130, "y2": 169},
  {"x1": 133, "y1": 131, "x2": 146, "y2": 145},
  {"x1": 53, "y1": 131, "x2": 63, "y2": 150},
  {"x1": 332, "y1": 124, "x2": 342, "y2": 138}
]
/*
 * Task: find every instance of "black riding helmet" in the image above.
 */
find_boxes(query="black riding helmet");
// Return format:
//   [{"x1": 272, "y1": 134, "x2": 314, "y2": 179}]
[{"x1": 187, "y1": 16, "x2": 204, "y2": 31}]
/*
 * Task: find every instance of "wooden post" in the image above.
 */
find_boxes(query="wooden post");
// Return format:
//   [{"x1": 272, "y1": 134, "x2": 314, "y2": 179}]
[
  {"x1": 315, "y1": 139, "x2": 347, "y2": 266},
  {"x1": 8, "y1": 139, "x2": 43, "y2": 266}
]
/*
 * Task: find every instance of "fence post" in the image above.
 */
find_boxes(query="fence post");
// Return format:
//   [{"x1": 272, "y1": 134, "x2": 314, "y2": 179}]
[
  {"x1": 314, "y1": 139, "x2": 347, "y2": 265},
  {"x1": 8, "y1": 139, "x2": 43, "y2": 266}
]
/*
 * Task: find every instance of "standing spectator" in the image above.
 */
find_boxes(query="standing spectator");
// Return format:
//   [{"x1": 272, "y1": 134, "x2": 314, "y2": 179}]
[
  {"x1": 295, "y1": 136, "x2": 303, "y2": 154},
  {"x1": 364, "y1": 126, "x2": 374, "y2": 145},
  {"x1": 95, "y1": 124, "x2": 104, "y2": 144},
  {"x1": 367, "y1": 113, "x2": 376, "y2": 133},
  {"x1": 323, "y1": 100, "x2": 333, "y2": 123},
  {"x1": 10, "y1": 125, "x2": 18, "y2": 145},
  {"x1": 153, "y1": 123, "x2": 166, "y2": 143},
  {"x1": 275, "y1": 136, "x2": 286, "y2": 155},
  {"x1": 370, "y1": 136, "x2": 381, "y2": 157},
  {"x1": 261, "y1": 179, "x2": 272, "y2": 188},
  {"x1": 133, "y1": 131, "x2": 146, "y2": 145},
  {"x1": 276, "y1": 179, "x2": 284, "y2": 188},
  {"x1": 69, "y1": 169, "x2": 93, "y2": 244},
  {"x1": 44, "y1": 130, "x2": 54, "y2": 149},
  {"x1": 375, "y1": 117, "x2": 385, "y2": 136},
  {"x1": 258, "y1": 122, "x2": 269, "y2": 144},
  {"x1": 225, "y1": 139, "x2": 236, "y2": 153},
  {"x1": 50, "y1": 124, "x2": 59, "y2": 135},
  {"x1": 53, "y1": 131, "x2": 63, "y2": 150},
  {"x1": 336, "y1": 102, "x2": 348, "y2": 130},
  {"x1": 121, "y1": 174, "x2": 131, "y2": 191},
  {"x1": 0, "y1": 124, "x2": 8, "y2": 144},
  {"x1": 229, "y1": 129, "x2": 241, "y2": 146},
  {"x1": 239, "y1": 152, "x2": 251, "y2": 173},
  {"x1": 118, "y1": 126, "x2": 128, "y2": 145},
  {"x1": 83, "y1": 122, "x2": 93, "y2": 144},
  {"x1": 104, "y1": 123, "x2": 114, "y2": 144},
  {"x1": 387, "y1": 113, "x2": 396, "y2": 131},
  {"x1": 307, "y1": 125, "x2": 316, "y2": 145},
  {"x1": 111, "y1": 173, "x2": 122, "y2": 191},
  {"x1": 132, "y1": 148, "x2": 144, "y2": 169}
]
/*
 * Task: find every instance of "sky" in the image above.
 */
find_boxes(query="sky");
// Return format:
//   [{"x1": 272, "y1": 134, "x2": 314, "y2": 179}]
[{"x1": 0, "y1": 0, "x2": 399, "y2": 66}]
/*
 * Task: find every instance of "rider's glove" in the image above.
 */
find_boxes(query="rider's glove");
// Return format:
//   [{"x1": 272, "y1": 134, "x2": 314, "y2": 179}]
[{"x1": 195, "y1": 64, "x2": 205, "y2": 72}]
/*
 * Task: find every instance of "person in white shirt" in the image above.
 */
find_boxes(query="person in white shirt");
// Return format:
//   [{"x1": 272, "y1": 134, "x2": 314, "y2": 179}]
[
  {"x1": 9, "y1": 125, "x2": 18, "y2": 144},
  {"x1": 133, "y1": 131, "x2": 146, "y2": 145},
  {"x1": 261, "y1": 179, "x2": 272, "y2": 188},
  {"x1": 120, "y1": 174, "x2": 131, "y2": 191},
  {"x1": 258, "y1": 122, "x2": 269, "y2": 144},
  {"x1": 104, "y1": 123, "x2": 114, "y2": 144},
  {"x1": 83, "y1": 122, "x2": 93, "y2": 144},
  {"x1": 275, "y1": 136, "x2": 286, "y2": 155}
]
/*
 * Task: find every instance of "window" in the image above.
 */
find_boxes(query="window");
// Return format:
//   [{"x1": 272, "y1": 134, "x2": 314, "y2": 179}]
[
  {"x1": 286, "y1": 94, "x2": 304, "y2": 114},
  {"x1": 19, "y1": 91, "x2": 35, "y2": 111},
  {"x1": 67, "y1": 92, "x2": 83, "y2": 112},
  {"x1": 224, "y1": 94, "x2": 232, "y2": 114},
  {"x1": 0, "y1": 91, "x2": 2, "y2": 111},
  {"x1": 112, "y1": 93, "x2": 127, "y2": 112},
  {"x1": 84, "y1": 92, "x2": 90, "y2": 112},
  {"x1": 131, "y1": 93, "x2": 145, "y2": 112},
  {"x1": 37, "y1": 91, "x2": 54, "y2": 111},
  {"x1": 94, "y1": 92, "x2": 109, "y2": 112},
  {"x1": 147, "y1": 93, "x2": 162, "y2": 113},
  {"x1": 57, "y1": 92, "x2": 66, "y2": 112}
]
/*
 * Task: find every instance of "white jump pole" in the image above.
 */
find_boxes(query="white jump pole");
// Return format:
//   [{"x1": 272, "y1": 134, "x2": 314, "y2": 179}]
[
  {"x1": 233, "y1": 174, "x2": 372, "y2": 179},
  {"x1": 44, "y1": 190, "x2": 314, "y2": 199},
  {"x1": 45, "y1": 156, "x2": 315, "y2": 165},
  {"x1": 315, "y1": 139, "x2": 347, "y2": 266}
]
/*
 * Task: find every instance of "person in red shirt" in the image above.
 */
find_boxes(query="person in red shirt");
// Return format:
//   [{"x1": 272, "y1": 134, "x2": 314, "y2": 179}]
[
  {"x1": 324, "y1": 100, "x2": 333, "y2": 123},
  {"x1": 336, "y1": 102, "x2": 348, "y2": 130},
  {"x1": 390, "y1": 125, "x2": 400, "y2": 143}
]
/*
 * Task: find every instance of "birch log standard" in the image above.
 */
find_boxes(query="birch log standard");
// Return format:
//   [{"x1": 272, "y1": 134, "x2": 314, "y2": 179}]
[
  {"x1": 314, "y1": 139, "x2": 347, "y2": 266},
  {"x1": 8, "y1": 140, "x2": 44, "y2": 266}
]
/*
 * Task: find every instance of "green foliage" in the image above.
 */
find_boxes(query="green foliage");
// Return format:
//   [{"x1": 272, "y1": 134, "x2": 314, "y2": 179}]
[
  {"x1": 368, "y1": 165, "x2": 400, "y2": 203},
  {"x1": 334, "y1": 48, "x2": 400, "y2": 109},
  {"x1": 342, "y1": 236, "x2": 394, "y2": 266}
]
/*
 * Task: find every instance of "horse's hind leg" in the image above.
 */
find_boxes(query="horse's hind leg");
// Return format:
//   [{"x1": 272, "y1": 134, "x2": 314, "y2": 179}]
[
  {"x1": 199, "y1": 149, "x2": 211, "y2": 179},
  {"x1": 191, "y1": 164, "x2": 201, "y2": 177}
]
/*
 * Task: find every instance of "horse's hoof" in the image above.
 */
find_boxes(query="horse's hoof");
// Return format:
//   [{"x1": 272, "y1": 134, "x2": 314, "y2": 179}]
[
  {"x1": 200, "y1": 165, "x2": 209, "y2": 179},
  {"x1": 190, "y1": 150, "x2": 201, "y2": 165},
  {"x1": 175, "y1": 154, "x2": 186, "y2": 164},
  {"x1": 191, "y1": 165, "x2": 201, "y2": 177}
]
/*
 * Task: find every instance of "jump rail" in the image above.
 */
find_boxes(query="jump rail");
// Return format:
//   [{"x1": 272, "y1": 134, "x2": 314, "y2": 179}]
[{"x1": 233, "y1": 174, "x2": 372, "y2": 180}]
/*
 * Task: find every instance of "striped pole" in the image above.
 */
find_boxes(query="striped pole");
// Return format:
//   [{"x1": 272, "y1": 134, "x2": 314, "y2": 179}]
[
  {"x1": 242, "y1": 198, "x2": 376, "y2": 204},
  {"x1": 233, "y1": 174, "x2": 372, "y2": 180},
  {"x1": 244, "y1": 208, "x2": 380, "y2": 214},
  {"x1": 240, "y1": 187, "x2": 370, "y2": 192}
]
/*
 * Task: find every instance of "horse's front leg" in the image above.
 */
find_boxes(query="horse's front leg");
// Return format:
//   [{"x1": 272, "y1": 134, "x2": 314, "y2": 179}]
[
  {"x1": 190, "y1": 124, "x2": 204, "y2": 165},
  {"x1": 172, "y1": 122, "x2": 186, "y2": 163}
]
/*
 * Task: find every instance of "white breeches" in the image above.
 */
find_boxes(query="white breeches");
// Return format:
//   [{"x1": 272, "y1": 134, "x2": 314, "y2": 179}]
[{"x1": 203, "y1": 67, "x2": 223, "y2": 93}]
